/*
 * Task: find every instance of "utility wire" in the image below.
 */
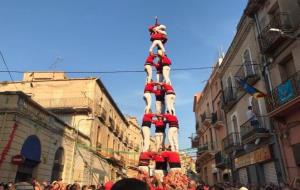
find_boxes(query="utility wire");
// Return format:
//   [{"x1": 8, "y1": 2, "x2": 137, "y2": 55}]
[
  {"x1": 0, "y1": 51, "x2": 17, "y2": 90},
  {"x1": 0, "y1": 63, "x2": 261, "y2": 75}
]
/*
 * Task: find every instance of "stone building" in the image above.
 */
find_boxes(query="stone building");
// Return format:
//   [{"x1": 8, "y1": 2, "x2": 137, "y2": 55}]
[
  {"x1": 0, "y1": 72, "x2": 141, "y2": 184},
  {"x1": 0, "y1": 91, "x2": 81, "y2": 183},
  {"x1": 245, "y1": 0, "x2": 300, "y2": 184},
  {"x1": 192, "y1": 59, "x2": 227, "y2": 186},
  {"x1": 192, "y1": 0, "x2": 300, "y2": 186}
]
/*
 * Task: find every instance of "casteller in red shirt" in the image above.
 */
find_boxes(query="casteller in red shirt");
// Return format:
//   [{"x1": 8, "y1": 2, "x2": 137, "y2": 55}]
[
  {"x1": 139, "y1": 151, "x2": 153, "y2": 166},
  {"x1": 163, "y1": 113, "x2": 179, "y2": 127}
]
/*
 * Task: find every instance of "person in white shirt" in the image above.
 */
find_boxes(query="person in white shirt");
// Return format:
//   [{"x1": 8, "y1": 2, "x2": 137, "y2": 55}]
[{"x1": 246, "y1": 106, "x2": 259, "y2": 128}]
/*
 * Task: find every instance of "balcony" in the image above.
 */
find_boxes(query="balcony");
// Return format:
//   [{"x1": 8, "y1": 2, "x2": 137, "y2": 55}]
[
  {"x1": 108, "y1": 117, "x2": 116, "y2": 131},
  {"x1": 197, "y1": 142, "x2": 218, "y2": 164},
  {"x1": 114, "y1": 126, "x2": 120, "y2": 136},
  {"x1": 235, "y1": 61, "x2": 260, "y2": 86},
  {"x1": 191, "y1": 133, "x2": 200, "y2": 148},
  {"x1": 222, "y1": 87, "x2": 238, "y2": 112},
  {"x1": 215, "y1": 151, "x2": 229, "y2": 169},
  {"x1": 222, "y1": 132, "x2": 242, "y2": 153},
  {"x1": 211, "y1": 112, "x2": 225, "y2": 129},
  {"x1": 259, "y1": 12, "x2": 292, "y2": 54},
  {"x1": 267, "y1": 71, "x2": 300, "y2": 117},
  {"x1": 244, "y1": 0, "x2": 267, "y2": 16},
  {"x1": 124, "y1": 137, "x2": 129, "y2": 145},
  {"x1": 201, "y1": 112, "x2": 212, "y2": 126},
  {"x1": 240, "y1": 117, "x2": 270, "y2": 144},
  {"x1": 98, "y1": 109, "x2": 107, "y2": 122},
  {"x1": 35, "y1": 97, "x2": 93, "y2": 112}
]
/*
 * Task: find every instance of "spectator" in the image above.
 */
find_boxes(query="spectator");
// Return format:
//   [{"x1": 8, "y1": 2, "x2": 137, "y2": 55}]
[{"x1": 111, "y1": 178, "x2": 149, "y2": 190}]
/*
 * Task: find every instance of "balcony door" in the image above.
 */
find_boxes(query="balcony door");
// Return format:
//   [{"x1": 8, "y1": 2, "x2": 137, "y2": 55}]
[{"x1": 243, "y1": 49, "x2": 254, "y2": 77}]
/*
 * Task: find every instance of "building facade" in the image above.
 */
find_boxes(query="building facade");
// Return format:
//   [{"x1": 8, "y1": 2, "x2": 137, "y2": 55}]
[
  {"x1": 192, "y1": 0, "x2": 300, "y2": 186},
  {"x1": 0, "y1": 72, "x2": 141, "y2": 184},
  {"x1": 193, "y1": 59, "x2": 227, "y2": 186},
  {"x1": 246, "y1": 0, "x2": 300, "y2": 184}
]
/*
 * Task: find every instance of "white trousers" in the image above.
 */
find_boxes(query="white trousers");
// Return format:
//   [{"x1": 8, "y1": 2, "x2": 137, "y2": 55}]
[
  {"x1": 149, "y1": 40, "x2": 165, "y2": 54},
  {"x1": 162, "y1": 66, "x2": 171, "y2": 84},
  {"x1": 144, "y1": 65, "x2": 152, "y2": 83},
  {"x1": 169, "y1": 168, "x2": 181, "y2": 172},
  {"x1": 166, "y1": 94, "x2": 176, "y2": 115},
  {"x1": 143, "y1": 92, "x2": 152, "y2": 114},
  {"x1": 138, "y1": 166, "x2": 149, "y2": 175},
  {"x1": 155, "y1": 100, "x2": 165, "y2": 114},
  {"x1": 142, "y1": 126, "x2": 151, "y2": 152},
  {"x1": 168, "y1": 127, "x2": 179, "y2": 152},
  {"x1": 156, "y1": 73, "x2": 163, "y2": 83},
  {"x1": 154, "y1": 170, "x2": 165, "y2": 182},
  {"x1": 155, "y1": 132, "x2": 165, "y2": 151}
]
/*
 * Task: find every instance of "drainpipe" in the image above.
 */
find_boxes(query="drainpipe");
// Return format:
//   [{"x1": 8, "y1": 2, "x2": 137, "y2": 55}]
[{"x1": 253, "y1": 13, "x2": 288, "y2": 184}]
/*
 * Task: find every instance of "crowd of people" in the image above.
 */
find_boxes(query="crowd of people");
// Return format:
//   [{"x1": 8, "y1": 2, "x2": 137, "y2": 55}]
[{"x1": 0, "y1": 172, "x2": 298, "y2": 190}]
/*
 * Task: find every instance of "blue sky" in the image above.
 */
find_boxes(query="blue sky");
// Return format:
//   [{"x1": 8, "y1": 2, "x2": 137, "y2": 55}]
[{"x1": 0, "y1": 0, "x2": 247, "y2": 149}]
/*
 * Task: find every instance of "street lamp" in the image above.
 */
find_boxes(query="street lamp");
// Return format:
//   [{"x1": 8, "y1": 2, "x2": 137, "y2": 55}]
[
  {"x1": 70, "y1": 116, "x2": 94, "y2": 183},
  {"x1": 268, "y1": 28, "x2": 299, "y2": 39}
]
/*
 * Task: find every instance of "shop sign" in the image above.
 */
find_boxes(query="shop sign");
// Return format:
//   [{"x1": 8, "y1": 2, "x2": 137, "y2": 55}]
[
  {"x1": 11, "y1": 155, "x2": 25, "y2": 165},
  {"x1": 234, "y1": 145, "x2": 271, "y2": 169}
]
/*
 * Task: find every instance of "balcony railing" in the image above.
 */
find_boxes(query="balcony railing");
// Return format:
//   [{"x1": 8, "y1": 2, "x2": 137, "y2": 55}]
[
  {"x1": 215, "y1": 151, "x2": 229, "y2": 169},
  {"x1": 240, "y1": 117, "x2": 270, "y2": 144},
  {"x1": 211, "y1": 112, "x2": 225, "y2": 129},
  {"x1": 201, "y1": 112, "x2": 212, "y2": 126},
  {"x1": 35, "y1": 97, "x2": 94, "y2": 110},
  {"x1": 222, "y1": 132, "x2": 242, "y2": 153},
  {"x1": 109, "y1": 117, "x2": 116, "y2": 131},
  {"x1": 235, "y1": 61, "x2": 260, "y2": 85},
  {"x1": 259, "y1": 12, "x2": 292, "y2": 54},
  {"x1": 191, "y1": 133, "x2": 199, "y2": 148},
  {"x1": 198, "y1": 141, "x2": 218, "y2": 155},
  {"x1": 267, "y1": 71, "x2": 300, "y2": 113},
  {"x1": 222, "y1": 87, "x2": 238, "y2": 112},
  {"x1": 98, "y1": 109, "x2": 107, "y2": 122}
]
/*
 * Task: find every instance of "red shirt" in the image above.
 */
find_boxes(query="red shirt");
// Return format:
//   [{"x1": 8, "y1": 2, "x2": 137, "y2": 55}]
[
  {"x1": 151, "y1": 33, "x2": 167, "y2": 42},
  {"x1": 153, "y1": 153, "x2": 165, "y2": 163},
  {"x1": 152, "y1": 120, "x2": 166, "y2": 128},
  {"x1": 142, "y1": 113, "x2": 155, "y2": 122},
  {"x1": 139, "y1": 151, "x2": 153, "y2": 166},
  {"x1": 163, "y1": 114, "x2": 179, "y2": 126},
  {"x1": 144, "y1": 82, "x2": 156, "y2": 93},
  {"x1": 153, "y1": 62, "x2": 163, "y2": 74},
  {"x1": 162, "y1": 83, "x2": 175, "y2": 94},
  {"x1": 161, "y1": 56, "x2": 172, "y2": 65},
  {"x1": 153, "y1": 88, "x2": 165, "y2": 99},
  {"x1": 162, "y1": 151, "x2": 180, "y2": 163},
  {"x1": 145, "y1": 55, "x2": 156, "y2": 65}
]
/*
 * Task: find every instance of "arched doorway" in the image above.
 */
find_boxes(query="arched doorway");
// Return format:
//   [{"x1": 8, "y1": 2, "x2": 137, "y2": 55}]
[
  {"x1": 15, "y1": 135, "x2": 41, "y2": 182},
  {"x1": 51, "y1": 147, "x2": 65, "y2": 181}
]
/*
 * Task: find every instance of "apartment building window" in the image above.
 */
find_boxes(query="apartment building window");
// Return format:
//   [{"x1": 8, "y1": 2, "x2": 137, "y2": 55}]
[
  {"x1": 232, "y1": 115, "x2": 239, "y2": 133},
  {"x1": 279, "y1": 57, "x2": 296, "y2": 82},
  {"x1": 227, "y1": 77, "x2": 234, "y2": 97},
  {"x1": 243, "y1": 49, "x2": 254, "y2": 76}
]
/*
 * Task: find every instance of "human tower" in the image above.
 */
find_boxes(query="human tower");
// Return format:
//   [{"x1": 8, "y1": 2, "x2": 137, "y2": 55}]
[{"x1": 138, "y1": 18, "x2": 181, "y2": 178}]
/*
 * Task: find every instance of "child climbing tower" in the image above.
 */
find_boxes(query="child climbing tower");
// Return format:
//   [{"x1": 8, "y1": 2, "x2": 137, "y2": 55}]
[{"x1": 139, "y1": 17, "x2": 181, "y2": 178}]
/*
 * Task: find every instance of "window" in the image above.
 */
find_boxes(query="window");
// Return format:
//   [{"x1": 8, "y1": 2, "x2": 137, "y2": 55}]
[
  {"x1": 279, "y1": 57, "x2": 296, "y2": 82},
  {"x1": 292, "y1": 143, "x2": 300, "y2": 166},
  {"x1": 232, "y1": 115, "x2": 239, "y2": 133},
  {"x1": 243, "y1": 49, "x2": 254, "y2": 77}
]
